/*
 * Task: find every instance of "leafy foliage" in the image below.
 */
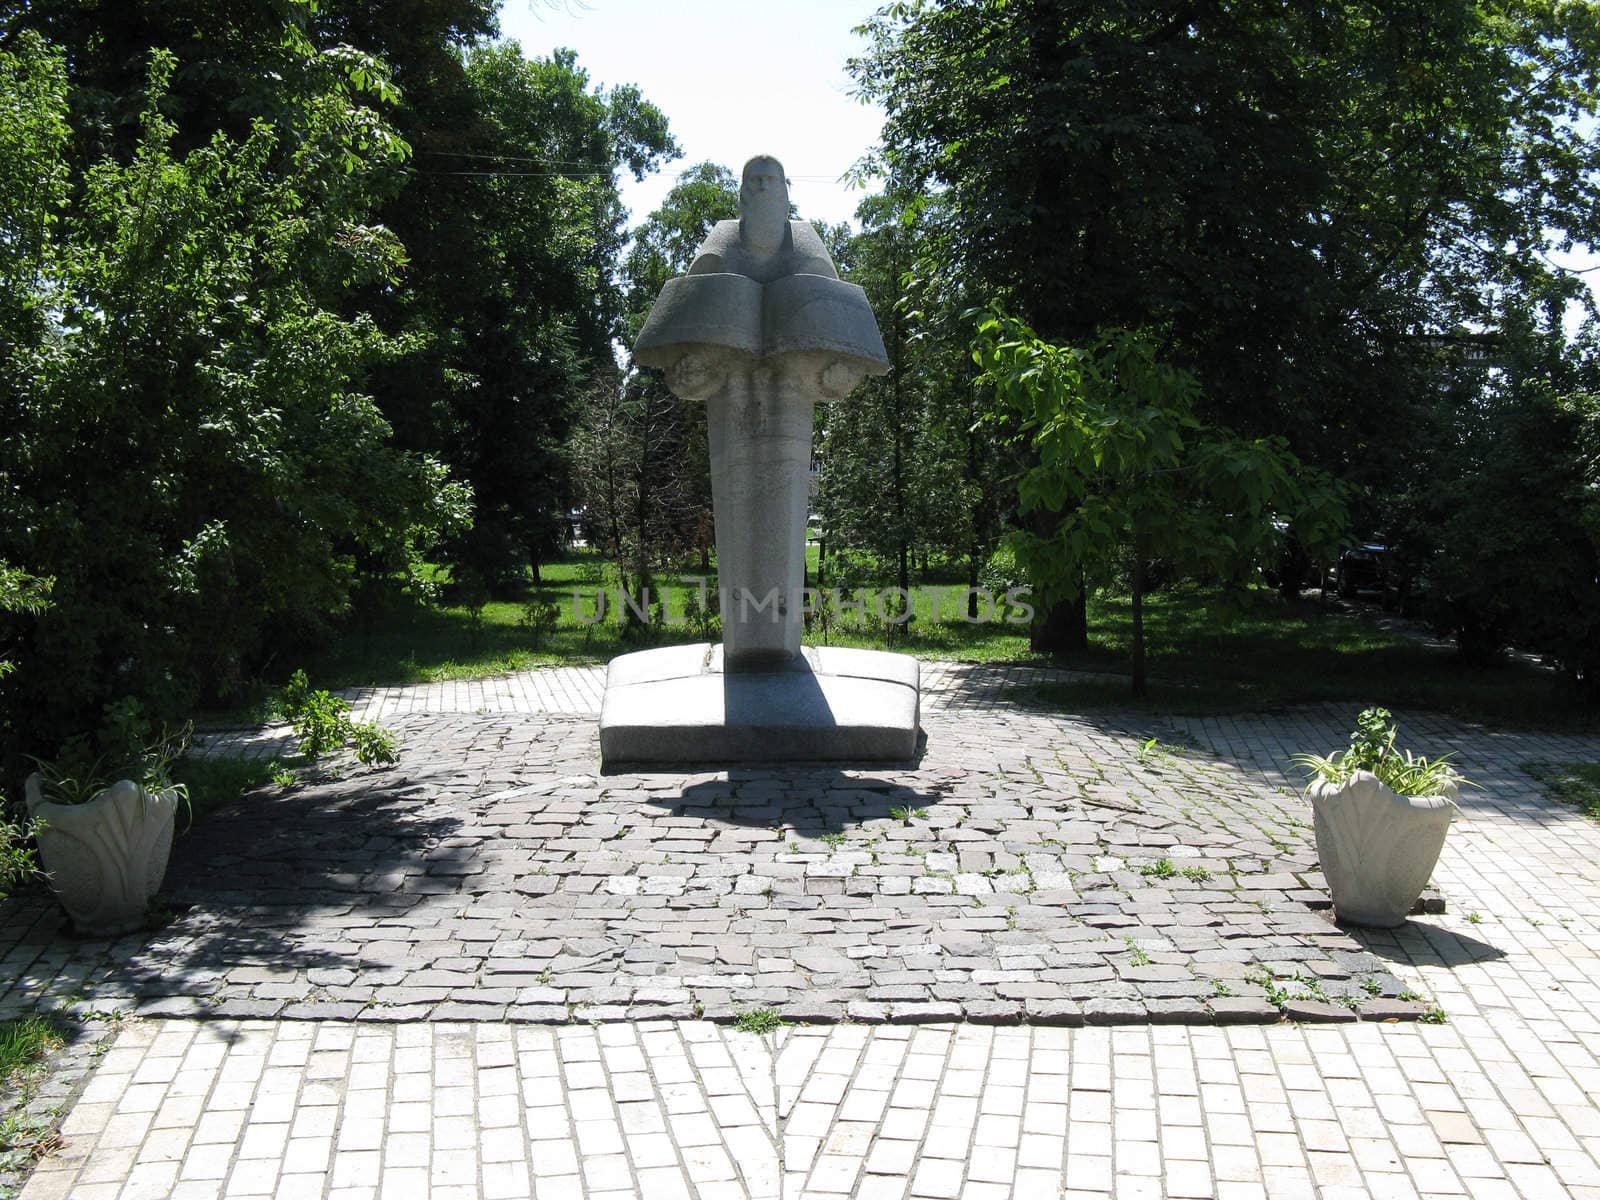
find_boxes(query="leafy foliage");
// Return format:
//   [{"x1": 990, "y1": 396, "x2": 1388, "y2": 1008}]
[
  {"x1": 1393, "y1": 367, "x2": 1600, "y2": 683},
  {"x1": 27, "y1": 718, "x2": 194, "y2": 834},
  {"x1": 0, "y1": 29, "x2": 470, "y2": 772},
  {"x1": 732, "y1": 1007, "x2": 786, "y2": 1035},
  {"x1": 373, "y1": 42, "x2": 677, "y2": 589},
  {"x1": 0, "y1": 808, "x2": 39, "y2": 900},
  {"x1": 851, "y1": 0, "x2": 1600, "y2": 662},
  {"x1": 852, "y1": 0, "x2": 1600, "y2": 447},
  {"x1": 0, "y1": 4, "x2": 679, "y2": 774},
  {"x1": 1292, "y1": 707, "x2": 1467, "y2": 797},
  {"x1": 817, "y1": 194, "x2": 1004, "y2": 601},
  {"x1": 277, "y1": 669, "x2": 398, "y2": 765},
  {"x1": 575, "y1": 163, "x2": 736, "y2": 606},
  {"x1": 971, "y1": 309, "x2": 1346, "y2": 693},
  {"x1": 519, "y1": 599, "x2": 560, "y2": 649}
]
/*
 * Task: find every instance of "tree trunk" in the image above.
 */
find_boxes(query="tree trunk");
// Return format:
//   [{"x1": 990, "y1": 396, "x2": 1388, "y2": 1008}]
[
  {"x1": 1276, "y1": 533, "x2": 1309, "y2": 600},
  {"x1": 1026, "y1": 501, "x2": 1089, "y2": 652},
  {"x1": 1030, "y1": 591, "x2": 1087, "y2": 655},
  {"x1": 967, "y1": 546, "x2": 980, "y2": 619}
]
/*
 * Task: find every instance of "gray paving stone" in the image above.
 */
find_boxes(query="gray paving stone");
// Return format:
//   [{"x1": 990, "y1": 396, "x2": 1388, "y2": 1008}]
[
  {"x1": 1359, "y1": 997, "x2": 1433, "y2": 1021},
  {"x1": 1208, "y1": 997, "x2": 1283, "y2": 1024},
  {"x1": 1082, "y1": 998, "x2": 1149, "y2": 1024},
  {"x1": 1284, "y1": 999, "x2": 1360, "y2": 1022}
]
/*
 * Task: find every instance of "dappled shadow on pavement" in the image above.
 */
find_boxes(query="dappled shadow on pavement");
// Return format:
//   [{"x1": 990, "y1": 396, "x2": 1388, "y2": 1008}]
[
  {"x1": 0, "y1": 758, "x2": 471, "y2": 1021},
  {"x1": 3, "y1": 700, "x2": 1461, "y2": 1025}
]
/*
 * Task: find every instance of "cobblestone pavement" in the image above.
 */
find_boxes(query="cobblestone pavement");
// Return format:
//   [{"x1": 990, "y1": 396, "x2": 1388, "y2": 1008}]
[
  {"x1": 11, "y1": 666, "x2": 1600, "y2": 1198},
  {"x1": 4, "y1": 667, "x2": 1450, "y2": 1026}
]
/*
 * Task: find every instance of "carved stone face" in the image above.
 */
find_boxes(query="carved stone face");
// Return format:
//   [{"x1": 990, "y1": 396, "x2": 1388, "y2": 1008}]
[{"x1": 739, "y1": 155, "x2": 788, "y2": 255}]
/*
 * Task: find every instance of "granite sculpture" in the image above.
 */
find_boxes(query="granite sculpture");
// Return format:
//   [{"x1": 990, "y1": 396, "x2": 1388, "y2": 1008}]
[{"x1": 599, "y1": 155, "x2": 920, "y2": 766}]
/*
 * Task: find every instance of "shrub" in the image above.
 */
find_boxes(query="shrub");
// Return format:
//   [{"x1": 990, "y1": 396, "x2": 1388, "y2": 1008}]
[
  {"x1": 277, "y1": 670, "x2": 398, "y2": 766},
  {"x1": 519, "y1": 600, "x2": 560, "y2": 650},
  {"x1": 0, "y1": 804, "x2": 39, "y2": 899}
]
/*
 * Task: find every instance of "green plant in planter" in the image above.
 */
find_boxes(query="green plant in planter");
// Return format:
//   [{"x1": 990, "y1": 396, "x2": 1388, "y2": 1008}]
[
  {"x1": 29, "y1": 721, "x2": 193, "y2": 821},
  {"x1": 1291, "y1": 707, "x2": 1469, "y2": 796},
  {"x1": 24, "y1": 722, "x2": 195, "y2": 936},
  {"x1": 1291, "y1": 707, "x2": 1468, "y2": 929}
]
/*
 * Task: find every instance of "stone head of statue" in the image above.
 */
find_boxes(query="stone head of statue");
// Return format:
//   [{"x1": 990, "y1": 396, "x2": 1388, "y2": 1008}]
[{"x1": 739, "y1": 155, "x2": 789, "y2": 256}]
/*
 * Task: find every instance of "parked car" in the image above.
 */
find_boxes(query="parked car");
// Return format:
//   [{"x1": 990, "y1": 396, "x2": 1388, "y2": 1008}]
[{"x1": 1335, "y1": 544, "x2": 1390, "y2": 599}]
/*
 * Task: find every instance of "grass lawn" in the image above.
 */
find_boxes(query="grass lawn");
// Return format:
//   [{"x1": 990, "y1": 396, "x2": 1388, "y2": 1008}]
[
  {"x1": 1523, "y1": 762, "x2": 1600, "y2": 815},
  {"x1": 281, "y1": 550, "x2": 1590, "y2": 731},
  {"x1": 1028, "y1": 582, "x2": 1591, "y2": 730},
  {"x1": 301, "y1": 549, "x2": 1040, "y2": 691}
]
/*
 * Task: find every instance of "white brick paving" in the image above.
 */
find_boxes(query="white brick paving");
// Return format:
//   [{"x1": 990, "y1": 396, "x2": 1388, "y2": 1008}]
[
  {"x1": 37, "y1": 671, "x2": 1600, "y2": 1196},
  {"x1": 22, "y1": 1021, "x2": 777, "y2": 1200}
]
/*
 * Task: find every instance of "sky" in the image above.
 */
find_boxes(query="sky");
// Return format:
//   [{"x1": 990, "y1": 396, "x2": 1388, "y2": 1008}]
[
  {"x1": 495, "y1": 0, "x2": 1597, "y2": 324},
  {"x1": 498, "y1": 0, "x2": 889, "y2": 230}
]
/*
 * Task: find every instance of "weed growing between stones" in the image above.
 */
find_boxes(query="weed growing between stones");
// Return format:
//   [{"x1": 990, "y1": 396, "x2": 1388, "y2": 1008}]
[
  {"x1": 733, "y1": 1007, "x2": 785, "y2": 1035},
  {"x1": 0, "y1": 1016, "x2": 61, "y2": 1081},
  {"x1": 278, "y1": 670, "x2": 399, "y2": 766}
]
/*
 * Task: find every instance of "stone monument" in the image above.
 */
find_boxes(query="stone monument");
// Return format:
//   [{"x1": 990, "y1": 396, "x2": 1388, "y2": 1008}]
[{"x1": 598, "y1": 155, "x2": 921, "y2": 767}]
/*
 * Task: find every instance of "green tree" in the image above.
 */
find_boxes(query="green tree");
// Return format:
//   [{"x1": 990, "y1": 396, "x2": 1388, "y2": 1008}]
[
  {"x1": 852, "y1": 0, "x2": 1600, "y2": 645},
  {"x1": 620, "y1": 161, "x2": 740, "y2": 340},
  {"x1": 369, "y1": 41, "x2": 676, "y2": 589},
  {"x1": 571, "y1": 161, "x2": 741, "y2": 606},
  {"x1": 818, "y1": 194, "x2": 990, "y2": 602},
  {"x1": 973, "y1": 311, "x2": 1345, "y2": 695},
  {"x1": 1393, "y1": 341, "x2": 1600, "y2": 684},
  {"x1": 0, "y1": 33, "x2": 468, "y2": 769}
]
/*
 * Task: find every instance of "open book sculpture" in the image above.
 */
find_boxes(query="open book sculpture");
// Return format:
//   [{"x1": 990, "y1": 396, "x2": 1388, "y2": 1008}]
[{"x1": 599, "y1": 155, "x2": 920, "y2": 767}]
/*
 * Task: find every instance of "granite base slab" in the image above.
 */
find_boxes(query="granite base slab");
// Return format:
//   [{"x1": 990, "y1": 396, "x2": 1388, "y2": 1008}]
[{"x1": 598, "y1": 643, "x2": 920, "y2": 769}]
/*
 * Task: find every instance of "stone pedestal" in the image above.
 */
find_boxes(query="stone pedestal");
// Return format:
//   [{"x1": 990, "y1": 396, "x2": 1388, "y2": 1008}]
[{"x1": 599, "y1": 643, "x2": 919, "y2": 768}]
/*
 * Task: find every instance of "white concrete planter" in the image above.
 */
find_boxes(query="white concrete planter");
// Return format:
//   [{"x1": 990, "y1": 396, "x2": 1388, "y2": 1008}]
[
  {"x1": 1309, "y1": 769, "x2": 1456, "y2": 928},
  {"x1": 24, "y1": 772, "x2": 178, "y2": 936}
]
